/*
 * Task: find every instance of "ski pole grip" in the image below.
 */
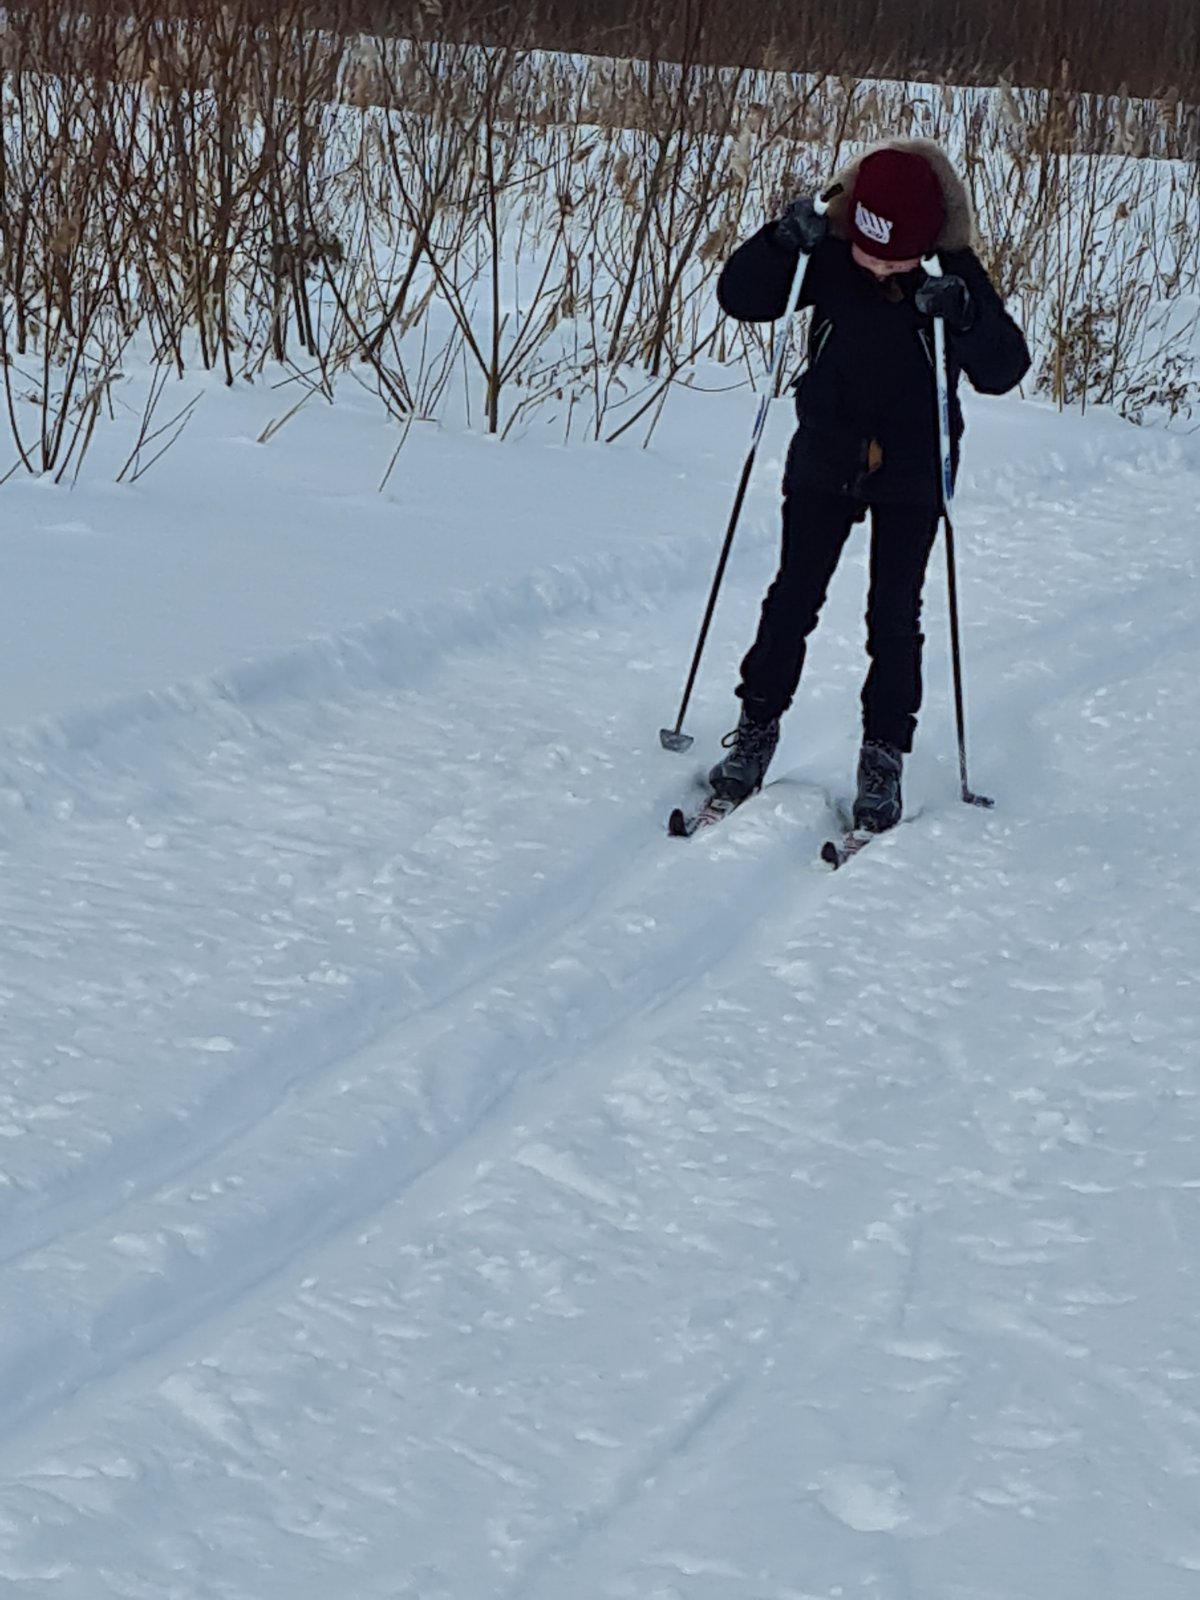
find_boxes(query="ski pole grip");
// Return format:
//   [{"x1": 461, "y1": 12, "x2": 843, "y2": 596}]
[{"x1": 777, "y1": 184, "x2": 839, "y2": 322}]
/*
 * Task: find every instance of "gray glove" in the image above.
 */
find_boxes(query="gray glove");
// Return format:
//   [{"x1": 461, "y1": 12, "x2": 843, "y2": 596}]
[
  {"x1": 774, "y1": 196, "x2": 827, "y2": 255},
  {"x1": 915, "y1": 274, "x2": 974, "y2": 334}
]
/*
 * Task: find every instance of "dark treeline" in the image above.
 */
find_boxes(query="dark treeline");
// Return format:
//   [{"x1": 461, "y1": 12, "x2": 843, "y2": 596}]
[
  {"x1": 18, "y1": 1, "x2": 1199, "y2": 100},
  {"x1": 341, "y1": 0, "x2": 1200, "y2": 100}
]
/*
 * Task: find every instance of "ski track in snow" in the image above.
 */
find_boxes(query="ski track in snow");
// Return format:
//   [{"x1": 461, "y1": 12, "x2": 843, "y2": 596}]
[{"x1": 1, "y1": 404, "x2": 1199, "y2": 1599}]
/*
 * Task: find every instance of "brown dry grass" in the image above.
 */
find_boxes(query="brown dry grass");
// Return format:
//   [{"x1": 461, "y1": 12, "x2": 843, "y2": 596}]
[{"x1": 1, "y1": 0, "x2": 1197, "y2": 480}]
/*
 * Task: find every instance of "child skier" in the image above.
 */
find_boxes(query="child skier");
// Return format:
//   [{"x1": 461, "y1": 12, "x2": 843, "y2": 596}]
[{"x1": 709, "y1": 139, "x2": 1030, "y2": 831}]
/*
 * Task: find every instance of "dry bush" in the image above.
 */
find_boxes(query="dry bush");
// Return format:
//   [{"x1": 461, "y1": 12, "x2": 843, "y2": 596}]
[{"x1": 1, "y1": 0, "x2": 1198, "y2": 484}]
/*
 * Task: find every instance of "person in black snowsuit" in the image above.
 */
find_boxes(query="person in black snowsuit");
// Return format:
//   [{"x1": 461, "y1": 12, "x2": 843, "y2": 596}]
[{"x1": 709, "y1": 139, "x2": 1030, "y2": 831}]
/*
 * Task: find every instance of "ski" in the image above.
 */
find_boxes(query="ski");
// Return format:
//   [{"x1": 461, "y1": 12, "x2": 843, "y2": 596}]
[
  {"x1": 667, "y1": 791, "x2": 744, "y2": 837},
  {"x1": 820, "y1": 829, "x2": 875, "y2": 869},
  {"x1": 670, "y1": 780, "x2": 868, "y2": 851},
  {"x1": 820, "y1": 796, "x2": 876, "y2": 868}
]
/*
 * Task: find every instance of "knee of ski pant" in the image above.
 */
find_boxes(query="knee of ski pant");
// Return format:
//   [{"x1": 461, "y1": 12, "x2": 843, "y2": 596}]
[{"x1": 759, "y1": 573, "x2": 829, "y2": 638}]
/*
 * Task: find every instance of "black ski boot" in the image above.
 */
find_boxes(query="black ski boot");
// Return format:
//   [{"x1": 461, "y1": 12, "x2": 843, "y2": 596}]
[
  {"x1": 853, "y1": 739, "x2": 903, "y2": 833},
  {"x1": 708, "y1": 707, "x2": 780, "y2": 801}
]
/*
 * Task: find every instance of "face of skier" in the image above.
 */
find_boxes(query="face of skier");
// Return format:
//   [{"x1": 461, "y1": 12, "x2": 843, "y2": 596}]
[{"x1": 851, "y1": 243, "x2": 921, "y2": 278}]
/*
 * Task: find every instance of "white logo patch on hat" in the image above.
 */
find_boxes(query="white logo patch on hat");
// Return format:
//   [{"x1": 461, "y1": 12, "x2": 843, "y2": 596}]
[{"x1": 855, "y1": 203, "x2": 893, "y2": 246}]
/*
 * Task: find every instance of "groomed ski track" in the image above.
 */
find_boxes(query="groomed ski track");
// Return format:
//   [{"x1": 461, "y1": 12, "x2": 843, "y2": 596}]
[{"x1": 2, "y1": 403, "x2": 1199, "y2": 1599}]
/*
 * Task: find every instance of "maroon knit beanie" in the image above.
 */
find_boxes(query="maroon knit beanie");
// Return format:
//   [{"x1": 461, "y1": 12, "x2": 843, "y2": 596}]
[{"x1": 849, "y1": 148, "x2": 946, "y2": 262}]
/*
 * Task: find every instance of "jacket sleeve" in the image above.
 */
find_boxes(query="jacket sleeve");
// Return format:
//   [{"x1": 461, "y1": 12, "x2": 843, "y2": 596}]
[
  {"x1": 717, "y1": 224, "x2": 823, "y2": 323},
  {"x1": 941, "y1": 248, "x2": 1031, "y2": 396}
]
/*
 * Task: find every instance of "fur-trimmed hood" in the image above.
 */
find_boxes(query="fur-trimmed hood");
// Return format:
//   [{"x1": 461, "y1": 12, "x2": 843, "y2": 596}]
[{"x1": 823, "y1": 139, "x2": 976, "y2": 254}]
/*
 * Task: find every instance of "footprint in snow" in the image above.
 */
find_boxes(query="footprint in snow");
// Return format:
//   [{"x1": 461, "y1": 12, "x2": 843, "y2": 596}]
[{"x1": 816, "y1": 1464, "x2": 908, "y2": 1532}]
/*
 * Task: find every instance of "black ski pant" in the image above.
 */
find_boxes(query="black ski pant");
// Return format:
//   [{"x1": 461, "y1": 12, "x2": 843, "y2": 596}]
[{"x1": 736, "y1": 486, "x2": 940, "y2": 753}]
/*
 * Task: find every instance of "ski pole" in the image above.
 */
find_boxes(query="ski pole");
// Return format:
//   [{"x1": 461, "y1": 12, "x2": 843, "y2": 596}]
[
  {"x1": 659, "y1": 189, "x2": 840, "y2": 755},
  {"x1": 921, "y1": 254, "x2": 994, "y2": 810}
]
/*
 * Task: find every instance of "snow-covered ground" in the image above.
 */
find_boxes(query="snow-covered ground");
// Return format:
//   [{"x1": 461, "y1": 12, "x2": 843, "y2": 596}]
[{"x1": 2, "y1": 376, "x2": 1199, "y2": 1599}]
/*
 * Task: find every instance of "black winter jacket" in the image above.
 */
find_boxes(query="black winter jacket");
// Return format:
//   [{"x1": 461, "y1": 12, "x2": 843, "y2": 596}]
[{"x1": 717, "y1": 225, "x2": 1031, "y2": 506}]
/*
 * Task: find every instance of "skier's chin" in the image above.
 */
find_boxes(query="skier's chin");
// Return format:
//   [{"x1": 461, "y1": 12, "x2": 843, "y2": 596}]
[{"x1": 851, "y1": 243, "x2": 921, "y2": 279}]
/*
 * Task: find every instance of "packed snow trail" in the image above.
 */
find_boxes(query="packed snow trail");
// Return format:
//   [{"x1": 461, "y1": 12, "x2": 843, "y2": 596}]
[{"x1": 0, "y1": 395, "x2": 1198, "y2": 1599}]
